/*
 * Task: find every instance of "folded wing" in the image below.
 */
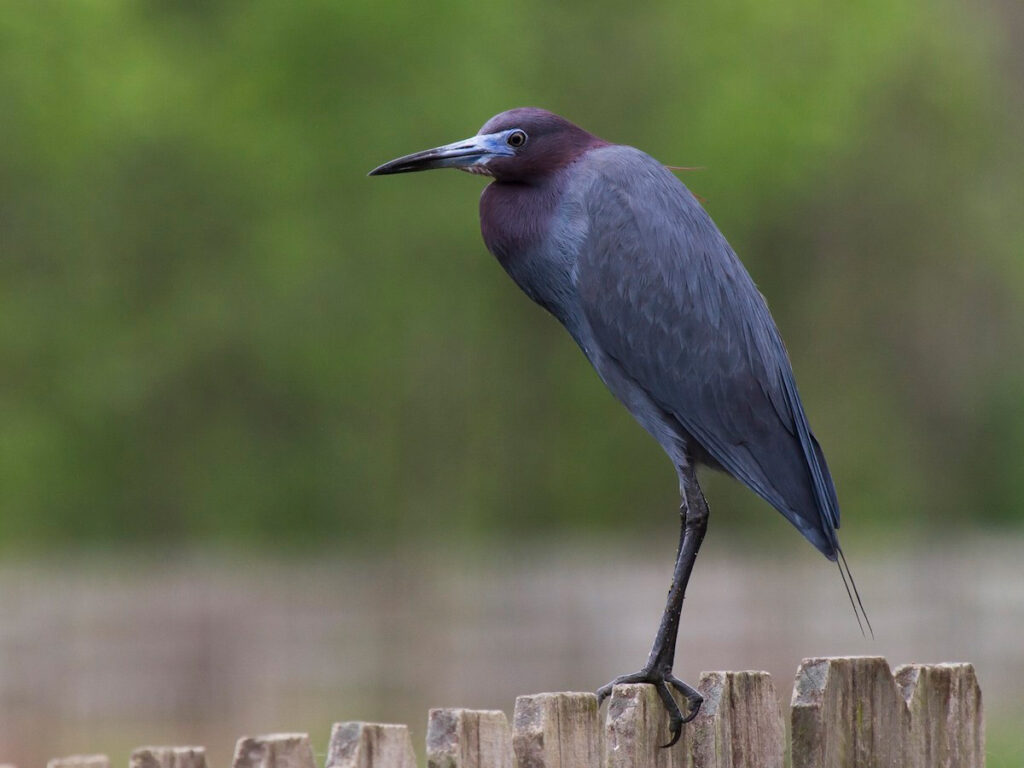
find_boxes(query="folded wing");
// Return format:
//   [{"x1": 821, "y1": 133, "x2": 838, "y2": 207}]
[{"x1": 575, "y1": 146, "x2": 840, "y2": 559}]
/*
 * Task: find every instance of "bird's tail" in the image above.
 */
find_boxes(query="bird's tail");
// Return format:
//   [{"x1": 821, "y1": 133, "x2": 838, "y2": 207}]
[{"x1": 836, "y1": 546, "x2": 872, "y2": 638}]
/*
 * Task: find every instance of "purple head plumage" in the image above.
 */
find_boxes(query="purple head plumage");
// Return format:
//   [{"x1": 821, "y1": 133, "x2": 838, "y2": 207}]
[{"x1": 368, "y1": 107, "x2": 607, "y2": 183}]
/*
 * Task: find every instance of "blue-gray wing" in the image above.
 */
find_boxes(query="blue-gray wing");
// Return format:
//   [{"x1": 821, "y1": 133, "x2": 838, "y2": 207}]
[{"x1": 575, "y1": 146, "x2": 840, "y2": 558}]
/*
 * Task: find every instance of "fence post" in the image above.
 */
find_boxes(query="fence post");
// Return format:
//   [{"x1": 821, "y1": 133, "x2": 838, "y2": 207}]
[
  {"x1": 895, "y1": 663, "x2": 984, "y2": 768},
  {"x1": 791, "y1": 657, "x2": 987, "y2": 768},
  {"x1": 605, "y1": 673, "x2": 784, "y2": 768},
  {"x1": 130, "y1": 747, "x2": 207, "y2": 768},
  {"x1": 791, "y1": 656, "x2": 912, "y2": 768},
  {"x1": 513, "y1": 692, "x2": 601, "y2": 768},
  {"x1": 690, "y1": 671, "x2": 785, "y2": 768},
  {"x1": 427, "y1": 708, "x2": 513, "y2": 768},
  {"x1": 326, "y1": 723, "x2": 417, "y2": 768},
  {"x1": 232, "y1": 734, "x2": 316, "y2": 768},
  {"x1": 604, "y1": 683, "x2": 686, "y2": 768}
]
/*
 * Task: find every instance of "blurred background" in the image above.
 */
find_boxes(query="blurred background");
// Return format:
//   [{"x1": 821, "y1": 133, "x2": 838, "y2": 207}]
[{"x1": 1, "y1": 0, "x2": 1022, "y2": 765}]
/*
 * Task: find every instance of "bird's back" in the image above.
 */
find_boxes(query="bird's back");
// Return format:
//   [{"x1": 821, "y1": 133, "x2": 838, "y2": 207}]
[{"x1": 565, "y1": 145, "x2": 840, "y2": 559}]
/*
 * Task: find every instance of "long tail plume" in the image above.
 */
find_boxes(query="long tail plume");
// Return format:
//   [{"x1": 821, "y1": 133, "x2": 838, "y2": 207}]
[{"x1": 836, "y1": 546, "x2": 873, "y2": 638}]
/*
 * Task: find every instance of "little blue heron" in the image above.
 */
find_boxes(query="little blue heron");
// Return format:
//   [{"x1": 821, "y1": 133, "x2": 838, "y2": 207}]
[{"x1": 369, "y1": 108, "x2": 868, "y2": 746}]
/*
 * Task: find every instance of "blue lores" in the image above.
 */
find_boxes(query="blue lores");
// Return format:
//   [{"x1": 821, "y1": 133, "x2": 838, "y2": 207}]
[{"x1": 370, "y1": 107, "x2": 868, "y2": 747}]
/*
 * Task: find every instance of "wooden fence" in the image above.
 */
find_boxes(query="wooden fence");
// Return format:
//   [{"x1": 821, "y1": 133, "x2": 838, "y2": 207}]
[{"x1": 38, "y1": 657, "x2": 983, "y2": 768}]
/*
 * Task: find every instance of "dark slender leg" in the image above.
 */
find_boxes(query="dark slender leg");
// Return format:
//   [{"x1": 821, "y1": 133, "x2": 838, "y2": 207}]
[
  {"x1": 596, "y1": 465, "x2": 709, "y2": 748},
  {"x1": 646, "y1": 469, "x2": 708, "y2": 673}
]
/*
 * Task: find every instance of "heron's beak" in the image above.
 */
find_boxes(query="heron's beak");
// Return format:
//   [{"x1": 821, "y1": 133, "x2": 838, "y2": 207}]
[{"x1": 368, "y1": 132, "x2": 515, "y2": 176}]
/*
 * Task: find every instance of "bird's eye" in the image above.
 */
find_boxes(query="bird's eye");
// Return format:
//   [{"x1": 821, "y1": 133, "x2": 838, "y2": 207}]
[{"x1": 506, "y1": 130, "x2": 527, "y2": 148}]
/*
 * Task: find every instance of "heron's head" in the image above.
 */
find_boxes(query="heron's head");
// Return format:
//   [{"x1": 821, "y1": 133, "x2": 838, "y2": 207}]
[{"x1": 368, "y1": 108, "x2": 606, "y2": 183}]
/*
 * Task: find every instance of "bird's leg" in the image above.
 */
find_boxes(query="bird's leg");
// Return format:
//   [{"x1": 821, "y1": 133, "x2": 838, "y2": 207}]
[
  {"x1": 597, "y1": 466, "x2": 709, "y2": 748},
  {"x1": 646, "y1": 470, "x2": 708, "y2": 676}
]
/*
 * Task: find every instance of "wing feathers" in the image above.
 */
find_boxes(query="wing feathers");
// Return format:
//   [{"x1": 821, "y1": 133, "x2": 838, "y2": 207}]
[{"x1": 576, "y1": 146, "x2": 840, "y2": 558}]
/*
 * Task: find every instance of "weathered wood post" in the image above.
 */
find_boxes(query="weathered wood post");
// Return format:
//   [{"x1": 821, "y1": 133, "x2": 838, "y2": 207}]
[
  {"x1": 791, "y1": 657, "x2": 985, "y2": 768},
  {"x1": 326, "y1": 722, "x2": 417, "y2": 768},
  {"x1": 130, "y1": 747, "x2": 207, "y2": 768},
  {"x1": 896, "y1": 663, "x2": 984, "y2": 768},
  {"x1": 605, "y1": 672, "x2": 784, "y2": 768},
  {"x1": 427, "y1": 708, "x2": 513, "y2": 768},
  {"x1": 605, "y1": 683, "x2": 689, "y2": 767},
  {"x1": 689, "y1": 671, "x2": 785, "y2": 768},
  {"x1": 791, "y1": 656, "x2": 909, "y2": 767},
  {"x1": 513, "y1": 692, "x2": 602, "y2": 768},
  {"x1": 232, "y1": 734, "x2": 316, "y2": 768}
]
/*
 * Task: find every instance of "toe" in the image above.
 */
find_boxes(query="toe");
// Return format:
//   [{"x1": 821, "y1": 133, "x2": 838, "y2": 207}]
[
  {"x1": 666, "y1": 675, "x2": 704, "y2": 723},
  {"x1": 652, "y1": 680, "x2": 686, "y2": 749},
  {"x1": 596, "y1": 670, "x2": 653, "y2": 704},
  {"x1": 680, "y1": 698, "x2": 702, "y2": 724}
]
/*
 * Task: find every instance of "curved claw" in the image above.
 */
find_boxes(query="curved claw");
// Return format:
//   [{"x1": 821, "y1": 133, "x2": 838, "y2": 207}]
[{"x1": 667, "y1": 674, "x2": 704, "y2": 724}]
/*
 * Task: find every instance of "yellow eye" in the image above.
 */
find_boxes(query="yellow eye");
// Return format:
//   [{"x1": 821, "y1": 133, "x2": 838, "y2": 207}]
[{"x1": 507, "y1": 130, "x2": 527, "y2": 148}]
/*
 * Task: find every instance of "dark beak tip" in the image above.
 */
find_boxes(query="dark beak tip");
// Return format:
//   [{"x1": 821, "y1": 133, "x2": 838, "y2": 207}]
[{"x1": 368, "y1": 161, "x2": 415, "y2": 177}]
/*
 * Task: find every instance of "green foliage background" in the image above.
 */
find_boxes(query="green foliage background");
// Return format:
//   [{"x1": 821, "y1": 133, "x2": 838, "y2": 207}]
[{"x1": 1, "y1": 0, "x2": 1021, "y2": 550}]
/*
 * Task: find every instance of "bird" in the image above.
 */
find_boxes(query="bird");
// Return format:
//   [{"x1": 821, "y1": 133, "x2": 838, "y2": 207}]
[{"x1": 369, "y1": 108, "x2": 868, "y2": 747}]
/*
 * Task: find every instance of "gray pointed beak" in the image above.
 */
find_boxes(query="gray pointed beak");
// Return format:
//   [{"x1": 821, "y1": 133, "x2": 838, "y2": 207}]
[{"x1": 368, "y1": 131, "x2": 515, "y2": 176}]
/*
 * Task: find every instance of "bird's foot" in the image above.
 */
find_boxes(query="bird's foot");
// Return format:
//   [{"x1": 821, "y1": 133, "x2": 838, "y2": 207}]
[{"x1": 596, "y1": 666, "x2": 703, "y2": 748}]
